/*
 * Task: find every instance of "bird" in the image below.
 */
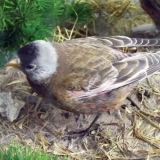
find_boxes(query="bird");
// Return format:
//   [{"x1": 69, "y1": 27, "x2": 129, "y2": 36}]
[
  {"x1": 140, "y1": 0, "x2": 160, "y2": 30},
  {"x1": 5, "y1": 36, "x2": 160, "y2": 136}
]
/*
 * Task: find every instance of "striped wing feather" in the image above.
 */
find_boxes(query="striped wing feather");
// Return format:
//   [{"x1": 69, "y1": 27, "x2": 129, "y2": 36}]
[
  {"x1": 61, "y1": 37, "x2": 160, "y2": 99},
  {"x1": 65, "y1": 36, "x2": 160, "y2": 47}
]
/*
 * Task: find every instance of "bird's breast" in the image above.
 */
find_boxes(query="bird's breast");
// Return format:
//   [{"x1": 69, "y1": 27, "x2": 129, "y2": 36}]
[{"x1": 52, "y1": 86, "x2": 131, "y2": 114}]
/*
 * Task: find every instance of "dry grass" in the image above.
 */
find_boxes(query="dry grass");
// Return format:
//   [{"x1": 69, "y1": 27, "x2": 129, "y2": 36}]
[{"x1": 0, "y1": 0, "x2": 160, "y2": 160}]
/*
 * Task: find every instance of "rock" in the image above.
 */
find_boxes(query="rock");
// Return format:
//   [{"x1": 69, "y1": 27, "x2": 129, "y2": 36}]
[{"x1": 0, "y1": 92, "x2": 25, "y2": 122}]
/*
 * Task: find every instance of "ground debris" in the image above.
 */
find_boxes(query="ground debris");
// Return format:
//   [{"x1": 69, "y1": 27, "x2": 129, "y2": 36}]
[{"x1": 0, "y1": 92, "x2": 25, "y2": 122}]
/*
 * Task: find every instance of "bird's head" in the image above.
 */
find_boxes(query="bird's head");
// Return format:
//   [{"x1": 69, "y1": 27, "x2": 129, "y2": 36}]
[{"x1": 6, "y1": 40, "x2": 58, "y2": 82}]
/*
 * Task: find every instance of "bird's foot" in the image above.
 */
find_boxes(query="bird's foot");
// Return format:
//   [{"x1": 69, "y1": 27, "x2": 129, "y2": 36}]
[
  {"x1": 65, "y1": 123, "x2": 99, "y2": 139},
  {"x1": 63, "y1": 113, "x2": 101, "y2": 139},
  {"x1": 24, "y1": 95, "x2": 39, "y2": 104}
]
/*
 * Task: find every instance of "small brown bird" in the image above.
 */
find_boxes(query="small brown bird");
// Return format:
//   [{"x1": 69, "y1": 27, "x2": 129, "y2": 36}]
[
  {"x1": 6, "y1": 36, "x2": 160, "y2": 135},
  {"x1": 140, "y1": 0, "x2": 160, "y2": 30}
]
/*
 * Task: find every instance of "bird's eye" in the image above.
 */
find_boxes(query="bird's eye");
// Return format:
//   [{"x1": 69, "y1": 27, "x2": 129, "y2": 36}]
[{"x1": 25, "y1": 64, "x2": 36, "y2": 70}]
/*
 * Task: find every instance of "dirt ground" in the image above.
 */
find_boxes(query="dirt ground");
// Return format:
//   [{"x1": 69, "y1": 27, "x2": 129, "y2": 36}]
[
  {"x1": 0, "y1": 58, "x2": 160, "y2": 160},
  {"x1": 0, "y1": 0, "x2": 160, "y2": 159}
]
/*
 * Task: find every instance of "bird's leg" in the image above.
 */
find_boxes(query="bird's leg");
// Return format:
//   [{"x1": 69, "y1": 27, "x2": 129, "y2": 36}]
[
  {"x1": 114, "y1": 109, "x2": 123, "y2": 120},
  {"x1": 65, "y1": 113, "x2": 101, "y2": 138},
  {"x1": 127, "y1": 96, "x2": 141, "y2": 110},
  {"x1": 25, "y1": 94, "x2": 40, "y2": 104}
]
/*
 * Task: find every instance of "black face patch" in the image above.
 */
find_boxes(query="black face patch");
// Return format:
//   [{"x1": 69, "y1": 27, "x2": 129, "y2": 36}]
[{"x1": 17, "y1": 42, "x2": 38, "y2": 66}]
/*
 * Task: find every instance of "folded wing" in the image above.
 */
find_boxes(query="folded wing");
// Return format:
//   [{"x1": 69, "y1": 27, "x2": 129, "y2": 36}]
[{"x1": 64, "y1": 36, "x2": 160, "y2": 100}]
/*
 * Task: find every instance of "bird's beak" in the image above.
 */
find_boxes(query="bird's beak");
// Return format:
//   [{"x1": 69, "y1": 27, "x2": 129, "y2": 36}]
[{"x1": 5, "y1": 58, "x2": 20, "y2": 68}]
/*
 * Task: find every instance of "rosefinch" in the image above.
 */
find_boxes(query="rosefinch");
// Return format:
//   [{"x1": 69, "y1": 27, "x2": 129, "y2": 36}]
[{"x1": 6, "y1": 36, "x2": 160, "y2": 135}]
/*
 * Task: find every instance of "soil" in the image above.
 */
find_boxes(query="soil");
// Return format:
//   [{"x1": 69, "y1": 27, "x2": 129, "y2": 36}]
[{"x1": 0, "y1": 63, "x2": 160, "y2": 159}]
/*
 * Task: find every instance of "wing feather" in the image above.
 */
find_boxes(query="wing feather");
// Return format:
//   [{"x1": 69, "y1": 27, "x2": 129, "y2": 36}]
[
  {"x1": 65, "y1": 36, "x2": 160, "y2": 47},
  {"x1": 72, "y1": 52, "x2": 160, "y2": 100},
  {"x1": 61, "y1": 37, "x2": 160, "y2": 100}
]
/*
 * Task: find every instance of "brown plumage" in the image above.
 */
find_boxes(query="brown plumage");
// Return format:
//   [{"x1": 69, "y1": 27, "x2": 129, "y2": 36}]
[{"x1": 6, "y1": 36, "x2": 160, "y2": 114}]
